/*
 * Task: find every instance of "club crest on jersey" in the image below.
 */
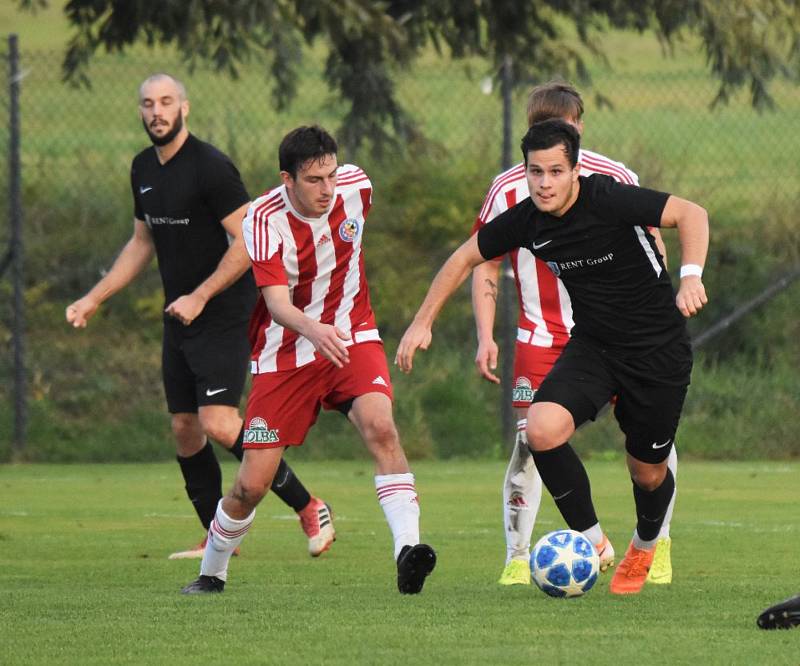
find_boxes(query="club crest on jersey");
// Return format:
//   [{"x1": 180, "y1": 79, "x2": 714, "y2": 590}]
[
  {"x1": 512, "y1": 376, "x2": 535, "y2": 403},
  {"x1": 339, "y1": 218, "x2": 360, "y2": 243},
  {"x1": 244, "y1": 416, "x2": 280, "y2": 444},
  {"x1": 546, "y1": 261, "x2": 561, "y2": 277}
]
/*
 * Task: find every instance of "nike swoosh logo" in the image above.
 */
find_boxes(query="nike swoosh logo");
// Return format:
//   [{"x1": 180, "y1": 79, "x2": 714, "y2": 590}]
[
  {"x1": 205, "y1": 388, "x2": 227, "y2": 396},
  {"x1": 139, "y1": 186, "x2": 153, "y2": 194},
  {"x1": 532, "y1": 240, "x2": 552, "y2": 250},
  {"x1": 651, "y1": 439, "x2": 672, "y2": 449}
]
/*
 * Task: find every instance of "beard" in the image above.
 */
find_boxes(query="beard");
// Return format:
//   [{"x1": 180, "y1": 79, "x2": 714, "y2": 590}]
[{"x1": 143, "y1": 110, "x2": 184, "y2": 146}]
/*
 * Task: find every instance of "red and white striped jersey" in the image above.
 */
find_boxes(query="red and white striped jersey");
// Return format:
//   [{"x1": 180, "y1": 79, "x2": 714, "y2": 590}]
[
  {"x1": 472, "y1": 149, "x2": 639, "y2": 349},
  {"x1": 243, "y1": 164, "x2": 380, "y2": 373}
]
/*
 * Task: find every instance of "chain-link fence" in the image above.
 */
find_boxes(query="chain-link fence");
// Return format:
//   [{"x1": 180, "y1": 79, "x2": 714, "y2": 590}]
[
  {"x1": 10, "y1": 46, "x2": 800, "y2": 213},
  {"x1": 3, "y1": 35, "x2": 800, "y2": 460}
]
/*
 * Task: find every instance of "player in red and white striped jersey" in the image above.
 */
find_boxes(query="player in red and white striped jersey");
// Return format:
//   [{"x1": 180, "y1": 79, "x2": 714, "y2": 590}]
[
  {"x1": 471, "y1": 82, "x2": 678, "y2": 587},
  {"x1": 245, "y1": 161, "x2": 378, "y2": 373},
  {"x1": 182, "y1": 126, "x2": 435, "y2": 596}
]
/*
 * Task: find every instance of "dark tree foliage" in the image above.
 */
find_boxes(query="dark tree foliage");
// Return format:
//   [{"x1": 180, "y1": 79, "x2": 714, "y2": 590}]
[{"x1": 18, "y1": 0, "x2": 800, "y2": 154}]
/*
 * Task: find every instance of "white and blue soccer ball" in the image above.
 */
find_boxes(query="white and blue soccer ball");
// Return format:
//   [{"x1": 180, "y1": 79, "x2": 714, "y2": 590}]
[{"x1": 530, "y1": 529, "x2": 600, "y2": 598}]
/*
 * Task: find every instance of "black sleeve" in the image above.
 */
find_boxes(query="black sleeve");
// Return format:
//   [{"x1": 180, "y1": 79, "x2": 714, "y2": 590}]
[
  {"x1": 131, "y1": 162, "x2": 143, "y2": 220},
  {"x1": 476, "y1": 200, "x2": 532, "y2": 260},
  {"x1": 200, "y1": 149, "x2": 251, "y2": 222},
  {"x1": 587, "y1": 174, "x2": 670, "y2": 228}
]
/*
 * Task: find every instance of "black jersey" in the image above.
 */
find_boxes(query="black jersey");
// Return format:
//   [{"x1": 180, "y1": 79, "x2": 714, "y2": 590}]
[
  {"x1": 130, "y1": 134, "x2": 256, "y2": 325},
  {"x1": 477, "y1": 174, "x2": 686, "y2": 356}
]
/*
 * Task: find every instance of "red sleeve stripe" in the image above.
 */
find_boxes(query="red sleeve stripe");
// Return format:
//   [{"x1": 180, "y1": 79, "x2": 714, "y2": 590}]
[
  {"x1": 337, "y1": 166, "x2": 367, "y2": 179},
  {"x1": 580, "y1": 155, "x2": 634, "y2": 184},
  {"x1": 339, "y1": 165, "x2": 366, "y2": 174},
  {"x1": 252, "y1": 197, "x2": 285, "y2": 261},
  {"x1": 337, "y1": 175, "x2": 370, "y2": 187},
  {"x1": 580, "y1": 153, "x2": 636, "y2": 185},
  {"x1": 253, "y1": 203, "x2": 284, "y2": 261},
  {"x1": 251, "y1": 192, "x2": 282, "y2": 223},
  {"x1": 478, "y1": 163, "x2": 526, "y2": 222},
  {"x1": 249, "y1": 197, "x2": 276, "y2": 262},
  {"x1": 338, "y1": 171, "x2": 368, "y2": 180},
  {"x1": 257, "y1": 199, "x2": 284, "y2": 221}
]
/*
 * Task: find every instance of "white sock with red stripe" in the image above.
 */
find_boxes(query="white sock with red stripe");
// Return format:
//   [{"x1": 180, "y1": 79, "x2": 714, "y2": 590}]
[
  {"x1": 375, "y1": 473, "x2": 420, "y2": 560},
  {"x1": 199, "y1": 500, "x2": 255, "y2": 581}
]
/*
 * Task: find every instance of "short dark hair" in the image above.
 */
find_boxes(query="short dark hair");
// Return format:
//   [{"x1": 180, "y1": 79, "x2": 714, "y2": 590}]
[
  {"x1": 520, "y1": 119, "x2": 580, "y2": 168},
  {"x1": 279, "y1": 125, "x2": 338, "y2": 178}
]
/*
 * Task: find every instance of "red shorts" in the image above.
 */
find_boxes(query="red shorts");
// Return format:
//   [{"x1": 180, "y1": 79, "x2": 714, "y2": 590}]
[
  {"x1": 511, "y1": 341, "x2": 564, "y2": 408},
  {"x1": 243, "y1": 341, "x2": 394, "y2": 448}
]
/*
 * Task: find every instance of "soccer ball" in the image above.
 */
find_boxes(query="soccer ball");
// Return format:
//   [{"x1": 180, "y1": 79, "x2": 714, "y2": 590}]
[{"x1": 530, "y1": 529, "x2": 600, "y2": 598}]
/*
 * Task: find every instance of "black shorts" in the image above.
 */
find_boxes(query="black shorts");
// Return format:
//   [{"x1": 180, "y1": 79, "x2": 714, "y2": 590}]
[
  {"x1": 162, "y1": 316, "x2": 250, "y2": 414},
  {"x1": 532, "y1": 336, "x2": 692, "y2": 464}
]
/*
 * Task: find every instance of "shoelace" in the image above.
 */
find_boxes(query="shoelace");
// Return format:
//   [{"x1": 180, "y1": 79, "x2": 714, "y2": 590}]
[{"x1": 624, "y1": 550, "x2": 652, "y2": 577}]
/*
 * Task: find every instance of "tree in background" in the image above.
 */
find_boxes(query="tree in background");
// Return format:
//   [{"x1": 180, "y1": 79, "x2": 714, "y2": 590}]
[{"x1": 17, "y1": 0, "x2": 800, "y2": 154}]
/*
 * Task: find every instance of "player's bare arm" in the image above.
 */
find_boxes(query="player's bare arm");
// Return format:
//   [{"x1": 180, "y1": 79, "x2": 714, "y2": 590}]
[
  {"x1": 660, "y1": 195, "x2": 709, "y2": 318},
  {"x1": 261, "y1": 284, "x2": 351, "y2": 368},
  {"x1": 164, "y1": 201, "x2": 251, "y2": 325},
  {"x1": 66, "y1": 218, "x2": 155, "y2": 328},
  {"x1": 471, "y1": 259, "x2": 502, "y2": 384},
  {"x1": 396, "y1": 234, "x2": 485, "y2": 373}
]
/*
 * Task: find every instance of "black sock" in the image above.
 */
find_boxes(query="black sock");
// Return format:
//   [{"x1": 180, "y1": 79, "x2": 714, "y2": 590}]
[
  {"x1": 271, "y1": 458, "x2": 312, "y2": 512},
  {"x1": 228, "y1": 426, "x2": 245, "y2": 461},
  {"x1": 633, "y1": 468, "x2": 675, "y2": 542},
  {"x1": 176, "y1": 441, "x2": 222, "y2": 530},
  {"x1": 531, "y1": 442, "x2": 599, "y2": 532}
]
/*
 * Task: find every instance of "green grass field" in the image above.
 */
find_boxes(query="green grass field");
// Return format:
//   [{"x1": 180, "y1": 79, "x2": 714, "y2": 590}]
[{"x1": 1, "y1": 459, "x2": 798, "y2": 664}]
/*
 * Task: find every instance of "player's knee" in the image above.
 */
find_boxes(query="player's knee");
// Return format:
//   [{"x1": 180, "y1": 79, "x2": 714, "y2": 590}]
[
  {"x1": 199, "y1": 418, "x2": 237, "y2": 447},
  {"x1": 363, "y1": 415, "x2": 400, "y2": 450},
  {"x1": 171, "y1": 413, "x2": 198, "y2": 442},
  {"x1": 526, "y1": 420, "x2": 561, "y2": 451},
  {"x1": 231, "y1": 478, "x2": 267, "y2": 510},
  {"x1": 630, "y1": 465, "x2": 666, "y2": 491}
]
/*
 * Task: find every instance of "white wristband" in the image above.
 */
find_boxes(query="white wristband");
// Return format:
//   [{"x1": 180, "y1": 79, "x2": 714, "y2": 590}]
[{"x1": 680, "y1": 264, "x2": 703, "y2": 279}]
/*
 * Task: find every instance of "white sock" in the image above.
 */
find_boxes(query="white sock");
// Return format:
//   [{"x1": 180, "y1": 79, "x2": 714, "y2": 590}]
[
  {"x1": 502, "y1": 419, "x2": 542, "y2": 563},
  {"x1": 632, "y1": 530, "x2": 658, "y2": 551},
  {"x1": 375, "y1": 473, "x2": 420, "y2": 560},
  {"x1": 582, "y1": 523, "x2": 604, "y2": 547},
  {"x1": 658, "y1": 445, "x2": 678, "y2": 539},
  {"x1": 199, "y1": 500, "x2": 255, "y2": 581}
]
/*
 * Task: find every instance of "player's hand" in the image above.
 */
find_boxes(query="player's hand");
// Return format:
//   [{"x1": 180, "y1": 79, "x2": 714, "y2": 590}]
[
  {"x1": 307, "y1": 322, "x2": 350, "y2": 368},
  {"x1": 676, "y1": 276, "x2": 708, "y2": 318},
  {"x1": 66, "y1": 296, "x2": 99, "y2": 328},
  {"x1": 475, "y1": 338, "x2": 500, "y2": 384},
  {"x1": 165, "y1": 293, "x2": 207, "y2": 326},
  {"x1": 395, "y1": 321, "x2": 432, "y2": 374}
]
